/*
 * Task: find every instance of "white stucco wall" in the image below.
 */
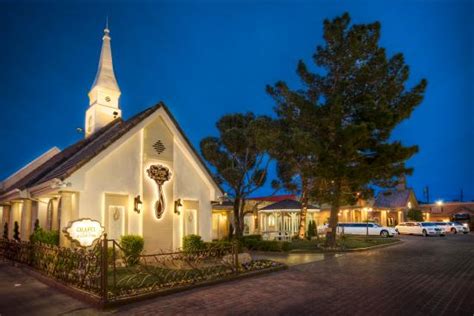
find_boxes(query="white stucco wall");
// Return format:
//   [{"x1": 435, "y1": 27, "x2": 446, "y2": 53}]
[
  {"x1": 62, "y1": 109, "x2": 221, "y2": 252},
  {"x1": 174, "y1": 143, "x2": 213, "y2": 243},
  {"x1": 67, "y1": 131, "x2": 142, "y2": 238}
]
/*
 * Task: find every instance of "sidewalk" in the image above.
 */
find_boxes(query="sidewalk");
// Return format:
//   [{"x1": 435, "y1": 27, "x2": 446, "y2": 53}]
[{"x1": 0, "y1": 261, "x2": 100, "y2": 316}]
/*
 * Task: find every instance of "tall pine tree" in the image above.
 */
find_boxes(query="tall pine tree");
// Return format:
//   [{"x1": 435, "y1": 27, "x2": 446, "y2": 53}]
[{"x1": 268, "y1": 13, "x2": 427, "y2": 246}]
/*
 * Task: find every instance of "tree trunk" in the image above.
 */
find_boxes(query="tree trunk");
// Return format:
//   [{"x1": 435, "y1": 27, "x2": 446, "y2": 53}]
[
  {"x1": 232, "y1": 197, "x2": 244, "y2": 238},
  {"x1": 298, "y1": 189, "x2": 309, "y2": 239},
  {"x1": 326, "y1": 182, "x2": 341, "y2": 247}
]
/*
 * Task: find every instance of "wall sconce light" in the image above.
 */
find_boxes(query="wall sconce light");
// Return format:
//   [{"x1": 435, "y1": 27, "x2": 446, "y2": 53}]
[
  {"x1": 174, "y1": 199, "x2": 183, "y2": 215},
  {"x1": 134, "y1": 195, "x2": 143, "y2": 214}
]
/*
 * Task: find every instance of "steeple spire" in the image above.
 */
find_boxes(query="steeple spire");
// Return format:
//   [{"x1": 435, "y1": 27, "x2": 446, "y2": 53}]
[
  {"x1": 90, "y1": 21, "x2": 120, "y2": 93},
  {"x1": 85, "y1": 22, "x2": 122, "y2": 137}
]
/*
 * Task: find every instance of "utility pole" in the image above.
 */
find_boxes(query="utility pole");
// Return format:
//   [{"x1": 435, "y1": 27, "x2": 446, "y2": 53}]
[{"x1": 423, "y1": 186, "x2": 430, "y2": 204}]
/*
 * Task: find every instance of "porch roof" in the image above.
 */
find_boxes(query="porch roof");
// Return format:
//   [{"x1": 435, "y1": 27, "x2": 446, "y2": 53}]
[{"x1": 259, "y1": 199, "x2": 319, "y2": 213}]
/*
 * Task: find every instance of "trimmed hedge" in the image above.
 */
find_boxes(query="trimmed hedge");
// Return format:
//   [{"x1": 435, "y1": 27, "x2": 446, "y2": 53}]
[
  {"x1": 120, "y1": 235, "x2": 144, "y2": 266},
  {"x1": 241, "y1": 238, "x2": 290, "y2": 252},
  {"x1": 29, "y1": 228, "x2": 59, "y2": 246},
  {"x1": 183, "y1": 234, "x2": 206, "y2": 252}
]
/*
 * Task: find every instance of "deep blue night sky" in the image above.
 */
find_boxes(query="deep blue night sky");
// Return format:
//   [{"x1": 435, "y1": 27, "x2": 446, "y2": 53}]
[{"x1": 0, "y1": 0, "x2": 472, "y2": 202}]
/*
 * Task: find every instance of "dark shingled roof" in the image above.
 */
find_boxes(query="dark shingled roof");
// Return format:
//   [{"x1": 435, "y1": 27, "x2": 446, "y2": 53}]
[
  {"x1": 260, "y1": 199, "x2": 319, "y2": 211},
  {"x1": 1, "y1": 102, "x2": 222, "y2": 196},
  {"x1": 374, "y1": 190, "x2": 411, "y2": 208}
]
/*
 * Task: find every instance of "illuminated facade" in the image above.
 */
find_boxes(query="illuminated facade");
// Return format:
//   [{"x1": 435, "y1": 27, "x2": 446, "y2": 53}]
[{"x1": 0, "y1": 26, "x2": 222, "y2": 252}]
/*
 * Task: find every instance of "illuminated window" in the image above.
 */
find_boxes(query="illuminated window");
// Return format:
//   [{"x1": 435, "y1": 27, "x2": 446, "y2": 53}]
[{"x1": 268, "y1": 214, "x2": 275, "y2": 226}]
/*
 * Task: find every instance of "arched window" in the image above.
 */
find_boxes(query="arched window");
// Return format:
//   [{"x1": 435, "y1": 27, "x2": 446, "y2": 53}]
[{"x1": 46, "y1": 199, "x2": 54, "y2": 230}]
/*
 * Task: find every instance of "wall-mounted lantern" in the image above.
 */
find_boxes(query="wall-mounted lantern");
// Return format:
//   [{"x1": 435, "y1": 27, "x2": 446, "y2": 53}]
[
  {"x1": 174, "y1": 199, "x2": 183, "y2": 215},
  {"x1": 134, "y1": 195, "x2": 143, "y2": 214}
]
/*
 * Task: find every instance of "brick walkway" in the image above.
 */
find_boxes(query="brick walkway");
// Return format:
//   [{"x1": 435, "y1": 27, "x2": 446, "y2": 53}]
[
  {"x1": 0, "y1": 234, "x2": 473, "y2": 315},
  {"x1": 116, "y1": 234, "x2": 474, "y2": 315}
]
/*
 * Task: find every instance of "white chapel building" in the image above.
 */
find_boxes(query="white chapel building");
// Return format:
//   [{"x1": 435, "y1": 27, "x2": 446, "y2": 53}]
[{"x1": 0, "y1": 26, "x2": 224, "y2": 252}]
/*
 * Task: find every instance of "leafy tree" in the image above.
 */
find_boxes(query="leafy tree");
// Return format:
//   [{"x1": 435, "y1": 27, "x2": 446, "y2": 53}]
[
  {"x1": 268, "y1": 13, "x2": 427, "y2": 247},
  {"x1": 3, "y1": 222, "x2": 8, "y2": 240},
  {"x1": 200, "y1": 113, "x2": 274, "y2": 238},
  {"x1": 13, "y1": 221, "x2": 20, "y2": 241},
  {"x1": 407, "y1": 209, "x2": 423, "y2": 222}
]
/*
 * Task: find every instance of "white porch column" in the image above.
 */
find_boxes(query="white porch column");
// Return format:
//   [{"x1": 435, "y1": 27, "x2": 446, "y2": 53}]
[
  {"x1": 20, "y1": 200, "x2": 32, "y2": 241},
  {"x1": 59, "y1": 192, "x2": 75, "y2": 247},
  {"x1": 1, "y1": 205, "x2": 10, "y2": 238}
]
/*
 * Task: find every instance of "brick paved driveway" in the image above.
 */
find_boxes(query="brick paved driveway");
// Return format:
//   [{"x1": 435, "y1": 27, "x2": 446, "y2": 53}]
[
  {"x1": 0, "y1": 234, "x2": 473, "y2": 315},
  {"x1": 116, "y1": 234, "x2": 474, "y2": 315}
]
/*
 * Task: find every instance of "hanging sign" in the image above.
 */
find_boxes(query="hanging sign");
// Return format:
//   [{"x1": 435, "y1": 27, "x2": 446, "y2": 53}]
[{"x1": 63, "y1": 218, "x2": 105, "y2": 247}]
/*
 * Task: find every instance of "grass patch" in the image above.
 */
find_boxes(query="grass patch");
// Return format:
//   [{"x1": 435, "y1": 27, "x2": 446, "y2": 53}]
[
  {"x1": 268, "y1": 236, "x2": 400, "y2": 252},
  {"x1": 107, "y1": 259, "x2": 282, "y2": 297},
  {"x1": 340, "y1": 236, "x2": 399, "y2": 249}
]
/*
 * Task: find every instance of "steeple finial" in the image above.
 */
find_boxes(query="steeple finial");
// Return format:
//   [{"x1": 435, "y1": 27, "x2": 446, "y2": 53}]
[{"x1": 106, "y1": 16, "x2": 109, "y2": 31}]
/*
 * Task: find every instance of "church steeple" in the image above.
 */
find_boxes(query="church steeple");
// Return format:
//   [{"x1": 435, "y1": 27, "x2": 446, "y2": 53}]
[{"x1": 85, "y1": 22, "x2": 122, "y2": 137}]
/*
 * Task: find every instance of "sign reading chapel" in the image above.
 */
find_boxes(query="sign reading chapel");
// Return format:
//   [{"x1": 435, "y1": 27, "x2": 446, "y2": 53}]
[{"x1": 63, "y1": 218, "x2": 105, "y2": 247}]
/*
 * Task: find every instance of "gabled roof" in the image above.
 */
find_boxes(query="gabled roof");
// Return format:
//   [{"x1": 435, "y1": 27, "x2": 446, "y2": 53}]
[
  {"x1": 0, "y1": 102, "x2": 222, "y2": 198},
  {"x1": 250, "y1": 194, "x2": 297, "y2": 202},
  {"x1": 374, "y1": 190, "x2": 412, "y2": 209},
  {"x1": 260, "y1": 199, "x2": 319, "y2": 212}
]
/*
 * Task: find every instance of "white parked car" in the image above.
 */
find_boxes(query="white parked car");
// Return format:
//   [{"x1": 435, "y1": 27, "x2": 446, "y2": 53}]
[
  {"x1": 335, "y1": 222, "x2": 397, "y2": 237},
  {"x1": 456, "y1": 222, "x2": 470, "y2": 234},
  {"x1": 433, "y1": 222, "x2": 466, "y2": 234},
  {"x1": 395, "y1": 222, "x2": 444, "y2": 237}
]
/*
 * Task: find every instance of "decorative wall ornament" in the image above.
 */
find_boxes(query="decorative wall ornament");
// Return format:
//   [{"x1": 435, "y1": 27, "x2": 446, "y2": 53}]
[
  {"x1": 152, "y1": 140, "x2": 166, "y2": 155},
  {"x1": 147, "y1": 164, "x2": 172, "y2": 219},
  {"x1": 112, "y1": 207, "x2": 121, "y2": 221}
]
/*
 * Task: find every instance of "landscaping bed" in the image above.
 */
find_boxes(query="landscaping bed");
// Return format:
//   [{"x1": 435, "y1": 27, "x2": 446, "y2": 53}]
[{"x1": 238, "y1": 234, "x2": 400, "y2": 253}]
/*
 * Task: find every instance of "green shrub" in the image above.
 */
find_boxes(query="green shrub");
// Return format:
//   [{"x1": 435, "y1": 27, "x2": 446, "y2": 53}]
[
  {"x1": 120, "y1": 235, "x2": 144, "y2": 266},
  {"x1": 3, "y1": 222, "x2": 8, "y2": 240},
  {"x1": 29, "y1": 228, "x2": 59, "y2": 246},
  {"x1": 307, "y1": 220, "x2": 316, "y2": 239},
  {"x1": 183, "y1": 234, "x2": 205, "y2": 253},
  {"x1": 241, "y1": 234, "x2": 262, "y2": 241},
  {"x1": 33, "y1": 219, "x2": 40, "y2": 232},
  {"x1": 241, "y1": 239, "x2": 290, "y2": 252},
  {"x1": 13, "y1": 221, "x2": 20, "y2": 241},
  {"x1": 204, "y1": 240, "x2": 232, "y2": 250}
]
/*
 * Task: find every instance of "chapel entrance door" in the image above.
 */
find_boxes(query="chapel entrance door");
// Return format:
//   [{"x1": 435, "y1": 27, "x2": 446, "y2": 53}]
[{"x1": 104, "y1": 194, "x2": 128, "y2": 241}]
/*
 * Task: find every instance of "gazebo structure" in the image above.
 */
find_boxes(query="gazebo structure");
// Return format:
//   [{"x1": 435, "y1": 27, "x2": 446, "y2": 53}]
[{"x1": 258, "y1": 199, "x2": 319, "y2": 240}]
